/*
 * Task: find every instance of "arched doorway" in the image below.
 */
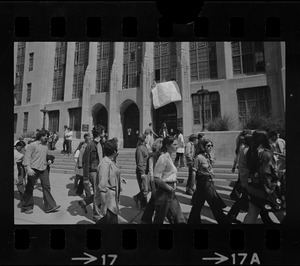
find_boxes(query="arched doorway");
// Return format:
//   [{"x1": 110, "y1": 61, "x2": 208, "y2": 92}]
[
  {"x1": 92, "y1": 104, "x2": 108, "y2": 132},
  {"x1": 123, "y1": 103, "x2": 140, "y2": 148},
  {"x1": 155, "y1": 102, "x2": 177, "y2": 136}
]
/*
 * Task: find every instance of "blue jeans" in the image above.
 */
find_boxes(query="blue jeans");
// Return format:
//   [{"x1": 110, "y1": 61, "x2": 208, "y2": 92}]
[
  {"x1": 96, "y1": 209, "x2": 118, "y2": 224},
  {"x1": 188, "y1": 176, "x2": 229, "y2": 224},
  {"x1": 186, "y1": 165, "x2": 196, "y2": 192},
  {"x1": 153, "y1": 185, "x2": 186, "y2": 224},
  {"x1": 21, "y1": 168, "x2": 57, "y2": 212},
  {"x1": 83, "y1": 172, "x2": 101, "y2": 220},
  {"x1": 135, "y1": 172, "x2": 150, "y2": 207}
]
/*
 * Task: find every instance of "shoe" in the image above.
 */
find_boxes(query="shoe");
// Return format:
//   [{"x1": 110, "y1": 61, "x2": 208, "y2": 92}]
[
  {"x1": 45, "y1": 205, "x2": 61, "y2": 213},
  {"x1": 21, "y1": 209, "x2": 33, "y2": 214},
  {"x1": 78, "y1": 200, "x2": 87, "y2": 214},
  {"x1": 230, "y1": 218, "x2": 242, "y2": 224}
]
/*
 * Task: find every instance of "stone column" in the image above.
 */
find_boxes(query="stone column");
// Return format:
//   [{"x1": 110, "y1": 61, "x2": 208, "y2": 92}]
[
  {"x1": 217, "y1": 42, "x2": 233, "y2": 79},
  {"x1": 108, "y1": 42, "x2": 123, "y2": 144},
  {"x1": 88, "y1": 42, "x2": 98, "y2": 95},
  {"x1": 80, "y1": 65, "x2": 92, "y2": 139},
  {"x1": 140, "y1": 42, "x2": 154, "y2": 134},
  {"x1": 177, "y1": 42, "x2": 193, "y2": 136},
  {"x1": 264, "y1": 42, "x2": 285, "y2": 121},
  {"x1": 64, "y1": 42, "x2": 75, "y2": 101}
]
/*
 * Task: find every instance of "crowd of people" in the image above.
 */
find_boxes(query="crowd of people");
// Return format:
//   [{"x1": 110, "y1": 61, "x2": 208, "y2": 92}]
[
  {"x1": 132, "y1": 123, "x2": 286, "y2": 224},
  {"x1": 14, "y1": 122, "x2": 286, "y2": 224}
]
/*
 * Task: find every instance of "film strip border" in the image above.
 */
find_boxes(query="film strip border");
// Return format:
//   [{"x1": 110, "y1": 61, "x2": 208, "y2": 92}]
[
  {"x1": 2, "y1": 1, "x2": 300, "y2": 265},
  {"x1": 6, "y1": 226, "x2": 287, "y2": 265},
  {"x1": 1, "y1": 2, "x2": 299, "y2": 40}
]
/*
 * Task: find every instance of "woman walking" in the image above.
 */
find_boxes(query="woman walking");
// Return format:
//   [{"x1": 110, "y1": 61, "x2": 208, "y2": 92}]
[
  {"x1": 95, "y1": 139, "x2": 121, "y2": 224},
  {"x1": 153, "y1": 136, "x2": 186, "y2": 224},
  {"x1": 241, "y1": 130, "x2": 282, "y2": 224},
  {"x1": 140, "y1": 138, "x2": 163, "y2": 223},
  {"x1": 188, "y1": 139, "x2": 230, "y2": 224}
]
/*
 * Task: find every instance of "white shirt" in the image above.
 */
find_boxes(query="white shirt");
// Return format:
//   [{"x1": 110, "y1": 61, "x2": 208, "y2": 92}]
[
  {"x1": 65, "y1": 131, "x2": 73, "y2": 140},
  {"x1": 154, "y1": 152, "x2": 177, "y2": 182},
  {"x1": 176, "y1": 133, "x2": 185, "y2": 153}
]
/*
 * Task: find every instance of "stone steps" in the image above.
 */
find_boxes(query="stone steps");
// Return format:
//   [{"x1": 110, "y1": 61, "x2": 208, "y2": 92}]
[{"x1": 49, "y1": 149, "x2": 237, "y2": 187}]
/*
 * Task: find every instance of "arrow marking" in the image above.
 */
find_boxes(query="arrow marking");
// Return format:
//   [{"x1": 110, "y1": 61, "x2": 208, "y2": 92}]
[
  {"x1": 203, "y1": 252, "x2": 229, "y2": 265},
  {"x1": 72, "y1": 252, "x2": 97, "y2": 265}
]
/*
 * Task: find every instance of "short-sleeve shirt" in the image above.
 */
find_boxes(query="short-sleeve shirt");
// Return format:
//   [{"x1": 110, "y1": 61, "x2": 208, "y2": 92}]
[
  {"x1": 153, "y1": 152, "x2": 177, "y2": 182},
  {"x1": 193, "y1": 153, "x2": 213, "y2": 177}
]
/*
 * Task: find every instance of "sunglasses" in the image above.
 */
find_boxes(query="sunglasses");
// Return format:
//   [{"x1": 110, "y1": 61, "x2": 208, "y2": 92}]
[{"x1": 206, "y1": 144, "x2": 213, "y2": 148}]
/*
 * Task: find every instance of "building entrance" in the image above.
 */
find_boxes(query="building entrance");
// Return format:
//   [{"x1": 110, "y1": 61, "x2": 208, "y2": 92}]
[
  {"x1": 155, "y1": 102, "x2": 177, "y2": 136},
  {"x1": 92, "y1": 105, "x2": 108, "y2": 132},
  {"x1": 123, "y1": 103, "x2": 140, "y2": 148}
]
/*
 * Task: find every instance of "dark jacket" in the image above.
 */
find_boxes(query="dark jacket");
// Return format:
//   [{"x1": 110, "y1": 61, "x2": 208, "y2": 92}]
[
  {"x1": 135, "y1": 144, "x2": 149, "y2": 175},
  {"x1": 82, "y1": 140, "x2": 104, "y2": 177}
]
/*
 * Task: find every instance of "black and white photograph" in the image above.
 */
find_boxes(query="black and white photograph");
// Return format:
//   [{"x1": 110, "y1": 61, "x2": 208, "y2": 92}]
[{"x1": 13, "y1": 41, "x2": 286, "y2": 225}]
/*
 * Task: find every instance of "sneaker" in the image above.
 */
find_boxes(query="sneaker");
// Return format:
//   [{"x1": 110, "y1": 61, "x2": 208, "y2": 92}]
[
  {"x1": 78, "y1": 200, "x2": 87, "y2": 214},
  {"x1": 21, "y1": 209, "x2": 33, "y2": 214},
  {"x1": 45, "y1": 205, "x2": 61, "y2": 213}
]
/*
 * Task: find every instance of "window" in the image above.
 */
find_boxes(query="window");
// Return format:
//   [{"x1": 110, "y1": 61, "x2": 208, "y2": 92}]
[
  {"x1": 23, "y1": 112, "x2": 28, "y2": 133},
  {"x1": 231, "y1": 42, "x2": 265, "y2": 75},
  {"x1": 189, "y1": 42, "x2": 218, "y2": 81},
  {"x1": 69, "y1": 108, "x2": 82, "y2": 138},
  {"x1": 52, "y1": 42, "x2": 67, "y2": 102},
  {"x1": 122, "y1": 42, "x2": 142, "y2": 89},
  {"x1": 15, "y1": 42, "x2": 26, "y2": 106},
  {"x1": 14, "y1": 114, "x2": 17, "y2": 133},
  {"x1": 192, "y1": 91, "x2": 220, "y2": 125},
  {"x1": 237, "y1": 86, "x2": 271, "y2": 120},
  {"x1": 154, "y1": 42, "x2": 177, "y2": 83},
  {"x1": 72, "y1": 42, "x2": 89, "y2": 99},
  {"x1": 29, "y1": 52, "x2": 34, "y2": 71},
  {"x1": 26, "y1": 83, "x2": 32, "y2": 102},
  {"x1": 192, "y1": 95, "x2": 201, "y2": 124},
  {"x1": 48, "y1": 111, "x2": 60, "y2": 132},
  {"x1": 96, "y1": 42, "x2": 114, "y2": 93}
]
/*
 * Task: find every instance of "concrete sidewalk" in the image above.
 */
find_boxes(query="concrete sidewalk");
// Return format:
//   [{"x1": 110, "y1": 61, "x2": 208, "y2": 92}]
[
  {"x1": 14, "y1": 172, "x2": 283, "y2": 225},
  {"x1": 14, "y1": 173, "x2": 147, "y2": 224}
]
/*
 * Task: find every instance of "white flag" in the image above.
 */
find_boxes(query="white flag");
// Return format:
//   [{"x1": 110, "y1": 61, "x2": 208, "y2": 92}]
[{"x1": 151, "y1": 81, "x2": 182, "y2": 109}]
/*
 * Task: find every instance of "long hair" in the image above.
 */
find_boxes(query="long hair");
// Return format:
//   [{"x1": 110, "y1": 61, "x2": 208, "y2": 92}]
[
  {"x1": 246, "y1": 129, "x2": 271, "y2": 172},
  {"x1": 160, "y1": 136, "x2": 175, "y2": 153},
  {"x1": 136, "y1": 134, "x2": 147, "y2": 147},
  {"x1": 235, "y1": 129, "x2": 251, "y2": 155},
  {"x1": 195, "y1": 138, "x2": 213, "y2": 157},
  {"x1": 152, "y1": 138, "x2": 163, "y2": 152}
]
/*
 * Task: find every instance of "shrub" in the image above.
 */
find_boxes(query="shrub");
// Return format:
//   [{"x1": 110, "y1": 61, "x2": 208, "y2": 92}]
[
  {"x1": 206, "y1": 114, "x2": 235, "y2": 131},
  {"x1": 240, "y1": 112, "x2": 285, "y2": 139}
]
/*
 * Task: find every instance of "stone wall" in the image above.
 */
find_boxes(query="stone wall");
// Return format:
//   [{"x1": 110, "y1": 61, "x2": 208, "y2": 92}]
[{"x1": 18, "y1": 131, "x2": 241, "y2": 162}]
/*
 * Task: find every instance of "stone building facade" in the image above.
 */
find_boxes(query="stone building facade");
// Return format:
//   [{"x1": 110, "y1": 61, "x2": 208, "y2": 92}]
[{"x1": 14, "y1": 42, "x2": 285, "y2": 148}]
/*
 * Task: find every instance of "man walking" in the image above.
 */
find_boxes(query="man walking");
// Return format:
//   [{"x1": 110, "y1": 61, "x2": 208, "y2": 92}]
[
  {"x1": 78, "y1": 125, "x2": 105, "y2": 222},
  {"x1": 21, "y1": 129, "x2": 60, "y2": 214}
]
